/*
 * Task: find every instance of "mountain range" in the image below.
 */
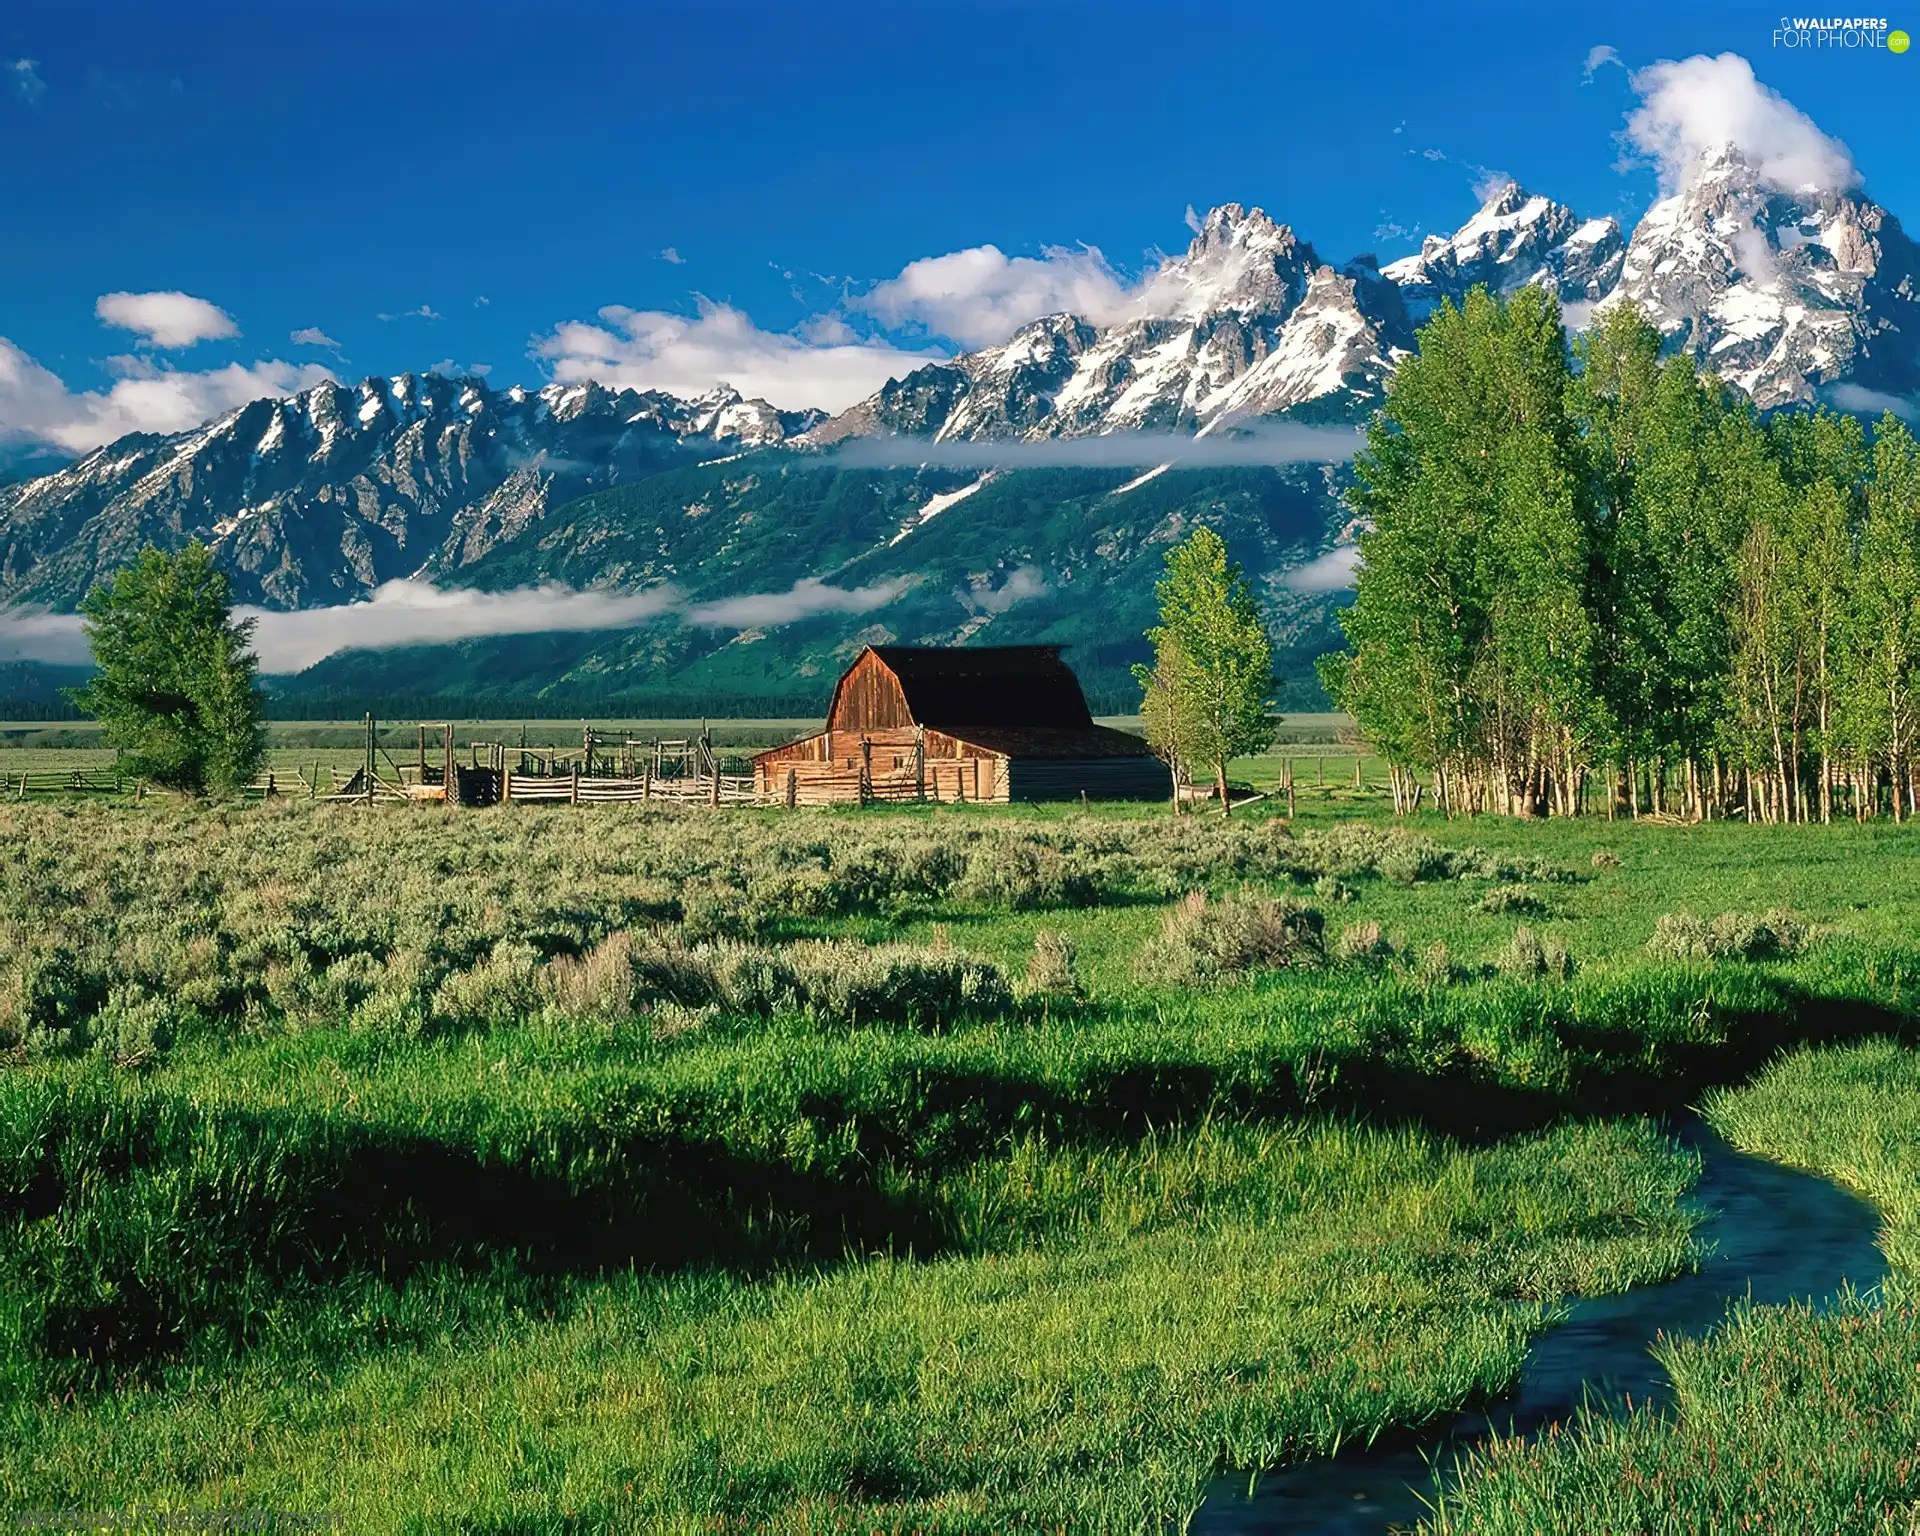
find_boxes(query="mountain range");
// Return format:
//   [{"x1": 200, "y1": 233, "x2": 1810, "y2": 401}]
[{"x1": 3, "y1": 142, "x2": 1916, "y2": 713}]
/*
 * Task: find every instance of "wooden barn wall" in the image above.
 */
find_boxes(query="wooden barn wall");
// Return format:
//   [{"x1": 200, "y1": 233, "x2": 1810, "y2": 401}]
[
  {"x1": 1005, "y1": 756, "x2": 1172, "y2": 802},
  {"x1": 826, "y1": 652, "x2": 913, "y2": 732},
  {"x1": 754, "y1": 732, "x2": 831, "y2": 767}
]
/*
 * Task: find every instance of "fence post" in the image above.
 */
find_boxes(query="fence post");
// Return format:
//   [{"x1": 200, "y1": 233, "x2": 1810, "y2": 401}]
[
  {"x1": 786, "y1": 768, "x2": 797, "y2": 808},
  {"x1": 709, "y1": 763, "x2": 721, "y2": 808},
  {"x1": 642, "y1": 762, "x2": 651, "y2": 802},
  {"x1": 570, "y1": 768, "x2": 580, "y2": 805}
]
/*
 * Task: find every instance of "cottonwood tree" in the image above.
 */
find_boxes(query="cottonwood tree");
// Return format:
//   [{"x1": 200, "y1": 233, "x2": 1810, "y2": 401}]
[
  {"x1": 1137, "y1": 527, "x2": 1275, "y2": 815},
  {"x1": 1322, "y1": 283, "x2": 1920, "y2": 824},
  {"x1": 1333, "y1": 284, "x2": 1598, "y2": 815},
  {"x1": 68, "y1": 542, "x2": 266, "y2": 795}
]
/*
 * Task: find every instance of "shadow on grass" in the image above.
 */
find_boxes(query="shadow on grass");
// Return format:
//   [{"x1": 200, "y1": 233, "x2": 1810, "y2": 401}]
[{"x1": 8, "y1": 974, "x2": 1919, "y2": 1388}]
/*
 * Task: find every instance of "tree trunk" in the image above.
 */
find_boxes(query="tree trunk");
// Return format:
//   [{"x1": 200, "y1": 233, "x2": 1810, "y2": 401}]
[{"x1": 1216, "y1": 757, "x2": 1230, "y2": 818}]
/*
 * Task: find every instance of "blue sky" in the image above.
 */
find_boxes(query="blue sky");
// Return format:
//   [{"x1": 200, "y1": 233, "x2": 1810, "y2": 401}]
[{"x1": 2, "y1": 1, "x2": 1915, "y2": 451}]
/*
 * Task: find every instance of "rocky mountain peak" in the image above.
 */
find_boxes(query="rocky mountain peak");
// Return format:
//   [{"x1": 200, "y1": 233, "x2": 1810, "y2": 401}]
[
  {"x1": 1382, "y1": 183, "x2": 1620, "y2": 316},
  {"x1": 1600, "y1": 143, "x2": 1920, "y2": 406}
]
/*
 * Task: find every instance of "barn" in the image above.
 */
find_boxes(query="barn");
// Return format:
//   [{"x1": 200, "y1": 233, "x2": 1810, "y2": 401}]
[{"x1": 752, "y1": 645, "x2": 1171, "y2": 804}]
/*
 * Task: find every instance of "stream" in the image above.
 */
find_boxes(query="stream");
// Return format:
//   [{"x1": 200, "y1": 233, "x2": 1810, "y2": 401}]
[{"x1": 1188, "y1": 1116, "x2": 1890, "y2": 1534}]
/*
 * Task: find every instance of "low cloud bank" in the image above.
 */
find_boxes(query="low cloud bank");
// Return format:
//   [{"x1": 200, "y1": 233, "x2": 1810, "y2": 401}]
[
  {"x1": 1282, "y1": 545, "x2": 1362, "y2": 593},
  {"x1": 0, "y1": 575, "x2": 913, "y2": 674},
  {"x1": 828, "y1": 424, "x2": 1362, "y2": 471}
]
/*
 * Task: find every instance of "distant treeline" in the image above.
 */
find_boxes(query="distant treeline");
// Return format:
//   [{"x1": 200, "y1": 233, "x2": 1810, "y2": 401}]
[
  {"x1": 0, "y1": 682, "x2": 1166, "y2": 725},
  {"x1": 254, "y1": 689, "x2": 840, "y2": 723},
  {"x1": 1324, "y1": 291, "x2": 1920, "y2": 823}
]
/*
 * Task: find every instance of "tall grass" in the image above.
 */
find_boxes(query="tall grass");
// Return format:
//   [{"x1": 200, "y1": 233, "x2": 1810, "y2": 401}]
[
  {"x1": 1427, "y1": 1039, "x2": 1920, "y2": 1535},
  {"x1": 5, "y1": 801, "x2": 1920, "y2": 1528}
]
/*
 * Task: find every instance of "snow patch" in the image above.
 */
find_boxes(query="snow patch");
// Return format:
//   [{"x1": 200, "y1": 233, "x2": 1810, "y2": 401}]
[
  {"x1": 890, "y1": 475, "x2": 992, "y2": 545},
  {"x1": 1109, "y1": 463, "x2": 1172, "y2": 496}
]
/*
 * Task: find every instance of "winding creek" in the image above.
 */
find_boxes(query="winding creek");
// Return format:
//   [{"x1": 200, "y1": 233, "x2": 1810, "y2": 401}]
[{"x1": 1189, "y1": 1115, "x2": 1890, "y2": 1534}]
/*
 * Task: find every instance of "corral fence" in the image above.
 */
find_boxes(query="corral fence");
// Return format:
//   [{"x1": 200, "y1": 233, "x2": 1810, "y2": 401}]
[{"x1": 4, "y1": 717, "x2": 1392, "y2": 813}]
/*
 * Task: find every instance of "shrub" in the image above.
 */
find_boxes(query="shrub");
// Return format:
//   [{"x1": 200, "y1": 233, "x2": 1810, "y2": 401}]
[
  {"x1": 1333, "y1": 920, "x2": 1393, "y2": 964},
  {"x1": 549, "y1": 931, "x2": 641, "y2": 1023},
  {"x1": 1416, "y1": 941, "x2": 1460, "y2": 986},
  {"x1": 1478, "y1": 883, "x2": 1548, "y2": 916},
  {"x1": 1494, "y1": 925, "x2": 1573, "y2": 981},
  {"x1": 429, "y1": 940, "x2": 543, "y2": 1032},
  {"x1": 4, "y1": 948, "x2": 105, "y2": 1058},
  {"x1": 1312, "y1": 874, "x2": 1355, "y2": 905},
  {"x1": 84, "y1": 986, "x2": 182, "y2": 1067},
  {"x1": 789, "y1": 943, "x2": 1014, "y2": 1028},
  {"x1": 956, "y1": 839, "x2": 1101, "y2": 911},
  {"x1": 1137, "y1": 891, "x2": 1324, "y2": 987},
  {"x1": 1024, "y1": 931, "x2": 1079, "y2": 997},
  {"x1": 1646, "y1": 909, "x2": 1809, "y2": 963}
]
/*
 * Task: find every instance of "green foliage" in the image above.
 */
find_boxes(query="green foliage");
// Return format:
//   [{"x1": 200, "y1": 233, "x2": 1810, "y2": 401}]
[
  {"x1": 3, "y1": 801, "x2": 1920, "y2": 1527},
  {"x1": 1432, "y1": 1040, "x2": 1920, "y2": 1534},
  {"x1": 1326, "y1": 289, "x2": 1920, "y2": 824},
  {"x1": 1135, "y1": 889, "x2": 1324, "y2": 986},
  {"x1": 1136, "y1": 526, "x2": 1277, "y2": 803},
  {"x1": 1477, "y1": 882, "x2": 1548, "y2": 916},
  {"x1": 67, "y1": 543, "x2": 265, "y2": 795},
  {"x1": 1645, "y1": 908, "x2": 1808, "y2": 963}
]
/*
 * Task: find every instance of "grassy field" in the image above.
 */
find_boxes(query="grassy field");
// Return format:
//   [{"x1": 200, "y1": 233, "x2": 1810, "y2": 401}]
[{"x1": 0, "y1": 793, "x2": 1915, "y2": 1530}]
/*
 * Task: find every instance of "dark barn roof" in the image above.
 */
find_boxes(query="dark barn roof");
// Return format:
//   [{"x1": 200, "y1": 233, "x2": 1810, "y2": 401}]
[{"x1": 864, "y1": 645, "x2": 1094, "y2": 729}]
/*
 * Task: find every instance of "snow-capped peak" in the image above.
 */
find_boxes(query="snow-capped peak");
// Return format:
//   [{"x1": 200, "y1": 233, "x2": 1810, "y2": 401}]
[{"x1": 1381, "y1": 184, "x2": 1621, "y2": 318}]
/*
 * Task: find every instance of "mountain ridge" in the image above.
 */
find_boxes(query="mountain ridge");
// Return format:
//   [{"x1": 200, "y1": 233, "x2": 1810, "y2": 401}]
[{"x1": 3, "y1": 145, "x2": 1917, "y2": 710}]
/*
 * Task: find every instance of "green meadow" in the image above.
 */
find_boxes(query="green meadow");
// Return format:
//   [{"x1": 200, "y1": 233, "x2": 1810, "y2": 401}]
[{"x1": 0, "y1": 792, "x2": 1916, "y2": 1531}]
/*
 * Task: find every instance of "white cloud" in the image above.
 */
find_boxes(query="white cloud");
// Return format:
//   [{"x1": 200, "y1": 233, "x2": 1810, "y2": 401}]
[
  {"x1": 829, "y1": 423, "x2": 1361, "y2": 470},
  {"x1": 237, "y1": 581, "x2": 686, "y2": 671},
  {"x1": 426, "y1": 359, "x2": 493, "y2": 378},
  {"x1": 1282, "y1": 545, "x2": 1362, "y2": 593},
  {"x1": 1582, "y1": 44, "x2": 1624, "y2": 83},
  {"x1": 534, "y1": 297, "x2": 942, "y2": 414},
  {"x1": 0, "y1": 573, "x2": 917, "y2": 671},
  {"x1": 0, "y1": 336, "x2": 332, "y2": 453},
  {"x1": 0, "y1": 607, "x2": 89, "y2": 664},
  {"x1": 1828, "y1": 383, "x2": 1918, "y2": 420},
  {"x1": 1469, "y1": 165, "x2": 1515, "y2": 201},
  {"x1": 965, "y1": 565, "x2": 1048, "y2": 615},
  {"x1": 96, "y1": 291, "x2": 238, "y2": 349},
  {"x1": 685, "y1": 577, "x2": 909, "y2": 629},
  {"x1": 1560, "y1": 299, "x2": 1601, "y2": 333},
  {"x1": 10, "y1": 58, "x2": 45, "y2": 105},
  {"x1": 659, "y1": 247, "x2": 685, "y2": 264},
  {"x1": 290, "y1": 326, "x2": 340, "y2": 349},
  {"x1": 852, "y1": 244, "x2": 1133, "y2": 347},
  {"x1": 1624, "y1": 53, "x2": 1858, "y2": 196},
  {"x1": 378, "y1": 304, "x2": 442, "y2": 322},
  {"x1": 1183, "y1": 204, "x2": 1204, "y2": 233}
]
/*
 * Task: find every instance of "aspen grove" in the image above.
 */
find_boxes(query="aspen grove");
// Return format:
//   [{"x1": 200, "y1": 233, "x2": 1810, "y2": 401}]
[{"x1": 1321, "y1": 288, "x2": 1920, "y2": 823}]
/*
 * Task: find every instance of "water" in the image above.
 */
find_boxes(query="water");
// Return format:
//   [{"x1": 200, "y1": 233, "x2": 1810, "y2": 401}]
[{"x1": 1189, "y1": 1117, "x2": 1889, "y2": 1535}]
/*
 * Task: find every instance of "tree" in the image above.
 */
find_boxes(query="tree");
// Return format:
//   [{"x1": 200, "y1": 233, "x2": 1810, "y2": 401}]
[
  {"x1": 1333, "y1": 284, "x2": 1597, "y2": 816},
  {"x1": 1135, "y1": 527, "x2": 1275, "y2": 815},
  {"x1": 67, "y1": 542, "x2": 265, "y2": 795},
  {"x1": 1840, "y1": 417, "x2": 1920, "y2": 821}
]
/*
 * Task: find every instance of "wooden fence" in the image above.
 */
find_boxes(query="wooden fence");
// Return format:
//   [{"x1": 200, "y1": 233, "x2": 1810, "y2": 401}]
[
  {"x1": 5, "y1": 768, "x2": 131, "y2": 799},
  {"x1": 504, "y1": 771, "x2": 757, "y2": 805}
]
